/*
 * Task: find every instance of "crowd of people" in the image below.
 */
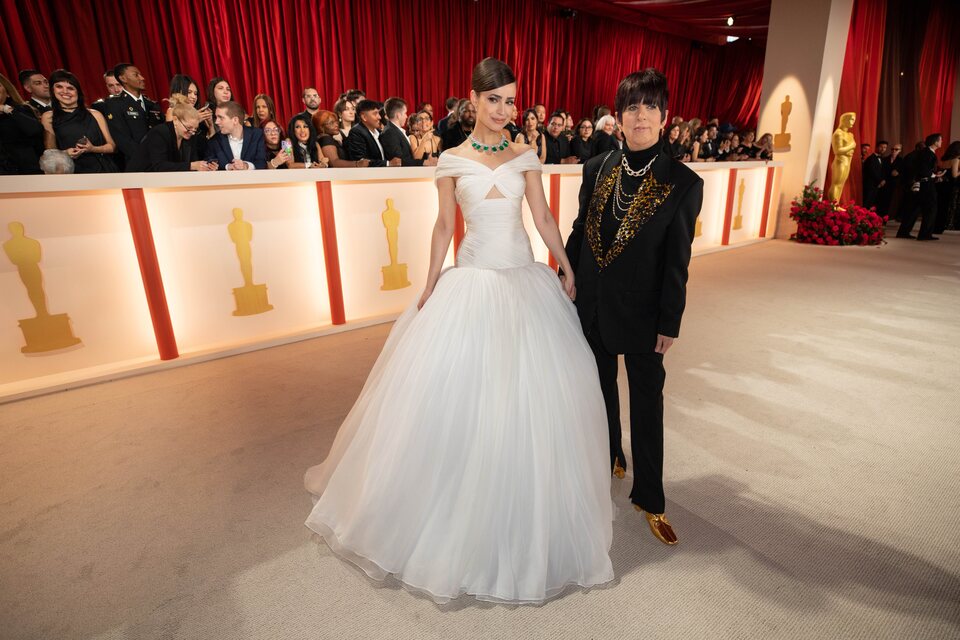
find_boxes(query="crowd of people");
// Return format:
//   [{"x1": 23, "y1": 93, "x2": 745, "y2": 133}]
[{"x1": 0, "y1": 65, "x2": 779, "y2": 176}]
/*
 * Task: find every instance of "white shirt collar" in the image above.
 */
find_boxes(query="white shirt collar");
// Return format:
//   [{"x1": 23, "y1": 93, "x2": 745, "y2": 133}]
[
  {"x1": 123, "y1": 89, "x2": 145, "y2": 105},
  {"x1": 32, "y1": 98, "x2": 50, "y2": 107}
]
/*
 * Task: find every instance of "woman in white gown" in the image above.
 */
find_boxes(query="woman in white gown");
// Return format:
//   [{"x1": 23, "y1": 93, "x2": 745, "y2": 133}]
[{"x1": 305, "y1": 58, "x2": 614, "y2": 604}]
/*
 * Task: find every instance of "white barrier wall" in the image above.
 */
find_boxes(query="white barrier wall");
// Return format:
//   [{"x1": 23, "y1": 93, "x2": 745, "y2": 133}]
[{"x1": 0, "y1": 161, "x2": 781, "y2": 400}]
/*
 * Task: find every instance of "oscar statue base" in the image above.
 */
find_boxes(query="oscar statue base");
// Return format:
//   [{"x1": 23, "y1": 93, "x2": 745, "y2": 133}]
[
  {"x1": 18, "y1": 313, "x2": 82, "y2": 353},
  {"x1": 773, "y1": 133, "x2": 791, "y2": 152},
  {"x1": 733, "y1": 214, "x2": 743, "y2": 231},
  {"x1": 381, "y1": 263, "x2": 411, "y2": 291},
  {"x1": 233, "y1": 283, "x2": 274, "y2": 316}
]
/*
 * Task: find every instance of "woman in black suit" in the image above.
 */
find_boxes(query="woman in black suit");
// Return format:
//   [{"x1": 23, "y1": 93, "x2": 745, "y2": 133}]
[
  {"x1": 570, "y1": 118, "x2": 596, "y2": 164},
  {"x1": 127, "y1": 93, "x2": 215, "y2": 172}
]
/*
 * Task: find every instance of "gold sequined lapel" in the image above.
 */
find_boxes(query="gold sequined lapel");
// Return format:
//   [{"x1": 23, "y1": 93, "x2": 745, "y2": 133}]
[{"x1": 586, "y1": 165, "x2": 673, "y2": 270}]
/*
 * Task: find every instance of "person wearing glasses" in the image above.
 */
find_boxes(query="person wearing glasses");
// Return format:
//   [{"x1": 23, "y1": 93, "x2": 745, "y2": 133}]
[
  {"x1": 262, "y1": 119, "x2": 292, "y2": 169},
  {"x1": 126, "y1": 93, "x2": 215, "y2": 172},
  {"x1": 570, "y1": 118, "x2": 595, "y2": 164}
]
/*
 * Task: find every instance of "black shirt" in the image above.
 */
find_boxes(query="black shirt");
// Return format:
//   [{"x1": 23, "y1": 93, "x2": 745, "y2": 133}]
[
  {"x1": 441, "y1": 122, "x2": 470, "y2": 151},
  {"x1": 600, "y1": 143, "x2": 660, "y2": 248},
  {"x1": 544, "y1": 132, "x2": 572, "y2": 164}
]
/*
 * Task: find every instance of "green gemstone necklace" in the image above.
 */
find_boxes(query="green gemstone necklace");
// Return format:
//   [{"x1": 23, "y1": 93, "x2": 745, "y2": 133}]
[{"x1": 469, "y1": 133, "x2": 509, "y2": 154}]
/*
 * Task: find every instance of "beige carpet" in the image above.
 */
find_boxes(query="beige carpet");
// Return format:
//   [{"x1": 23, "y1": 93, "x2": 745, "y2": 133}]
[{"x1": 2, "y1": 234, "x2": 959, "y2": 640}]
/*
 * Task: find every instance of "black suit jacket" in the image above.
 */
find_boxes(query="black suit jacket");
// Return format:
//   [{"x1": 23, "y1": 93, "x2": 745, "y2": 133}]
[
  {"x1": 207, "y1": 127, "x2": 267, "y2": 170},
  {"x1": 593, "y1": 131, "x2": 619, "y2": 155},
  {"x1": 345, "y1": 125, "x2": 387, "y2": 166},
  {"x1": 441, "y1": 122, "x2": 469, "y2": 152},
  {"x1": 380, "y1": 122, "x2": 422, "y2": 166},
  {"x1": 565, "y1": 150, "x2": 704, "y2": 354},
  {"x1": 125, "y1": 121, "x2": 200, "y2": 172},
  {"x1": 104, "y1": 92, "x2": 163, "y2": 167}
]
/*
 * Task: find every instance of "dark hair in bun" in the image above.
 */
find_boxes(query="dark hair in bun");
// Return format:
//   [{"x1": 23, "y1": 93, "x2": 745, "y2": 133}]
[{"x1": 472, "y1": 58, "x2": 516, "y2": 93}]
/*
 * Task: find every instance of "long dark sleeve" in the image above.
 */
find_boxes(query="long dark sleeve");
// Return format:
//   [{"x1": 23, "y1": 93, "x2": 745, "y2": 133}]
[
  {"x1": 563, "y1": 156, "x2": 604, "y2": 277},
  {"x1": 658, "y1": 177, "x2": 703, "y2": 338}
]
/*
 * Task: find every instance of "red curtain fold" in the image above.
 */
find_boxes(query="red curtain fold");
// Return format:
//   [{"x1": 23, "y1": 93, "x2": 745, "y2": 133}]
[
  {"x1": 0, "y1": 0, "x2": 763, "y2": 129},
  {"x1": 917, "y1": 0, "x2": 959, "y2": 141},
  {"x1": 828, "y1": 0, "x2": 887, "y2": 204}
]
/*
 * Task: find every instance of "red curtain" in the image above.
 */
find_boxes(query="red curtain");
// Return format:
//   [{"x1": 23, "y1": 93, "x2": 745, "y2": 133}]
[
  {"x1": 0, "y1": 0, "x2": 763, "y2": 129},
  {"x1": 917, "y1": 0, "x2": 959, "y2": 141},
  {"x1": 827, "y1": 0, "x2": 887, "y2": 204}
]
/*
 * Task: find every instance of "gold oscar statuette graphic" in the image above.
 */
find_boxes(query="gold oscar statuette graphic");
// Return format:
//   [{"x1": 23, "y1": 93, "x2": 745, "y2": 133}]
[
  {"x1": 773, "y1": 95, "x2": 792, "y2": 152},
  {"x1": 227, "y1": 208, "x2": 274, "y2": 316},
  {"x1": 380, "y1": 198, "x2": 411, "y2": 291},
  {"x1": 3, "y1": 221, "x2": 82, "y2": 353},
  {"x1": 733, "y1": 178, "x2": 746, "y2": 231},
  {"x1": 695, "y1": 216, "x2": 703, "y2": 238}
]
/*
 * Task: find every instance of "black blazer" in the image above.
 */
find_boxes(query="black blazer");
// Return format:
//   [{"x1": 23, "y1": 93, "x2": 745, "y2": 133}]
[
  {"x1": 104, "y1": 92, "x2": 163, "y2": 167},
  {"x1": 380, "y1": 122, "x2": 423, "y2": 166},
  {"x1": 207, "y1": 127, "x2": 267, "y2": 170},
  {"x1": 565, "y1": 150, "x2": 704, "y2": 354},
  {"x1": 345, "y1": 125, "x2": 387, "y2": 166},
  {"x1": 126, "y1": 121, "x2": 199, "y2": 172},
  {"x1": 593, "y1": 131, "x2": 619, "y2": 155}
]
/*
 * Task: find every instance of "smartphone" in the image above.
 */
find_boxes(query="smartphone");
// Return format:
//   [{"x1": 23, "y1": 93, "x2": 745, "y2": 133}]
[
  {"x1": 281, "y1": 139, "x2": 293, "y2": 156},
  {"x1": 77, "y1": 136, "x2": 89, "y2": 146}
]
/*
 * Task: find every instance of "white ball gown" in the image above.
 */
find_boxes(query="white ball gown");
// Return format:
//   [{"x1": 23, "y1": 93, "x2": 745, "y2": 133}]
[{"x1": 304, "y1": 147, "x2": 614, "y2": 604}]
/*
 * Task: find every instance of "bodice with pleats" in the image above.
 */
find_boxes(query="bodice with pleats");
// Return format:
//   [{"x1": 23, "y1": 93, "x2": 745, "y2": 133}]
[{"x1": 434, "y1": 149, "x2": 542, "y2": 269}]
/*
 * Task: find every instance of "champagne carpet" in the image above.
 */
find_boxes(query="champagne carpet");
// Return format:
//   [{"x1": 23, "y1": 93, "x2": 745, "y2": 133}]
[{"x1": 3, "y1": 234, "x2": 959, "y2": 640}]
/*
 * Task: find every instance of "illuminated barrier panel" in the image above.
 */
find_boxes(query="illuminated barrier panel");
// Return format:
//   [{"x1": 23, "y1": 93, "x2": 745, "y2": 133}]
[{"x1": 0, "y1": 162, "x2": 780, "y2": 399}]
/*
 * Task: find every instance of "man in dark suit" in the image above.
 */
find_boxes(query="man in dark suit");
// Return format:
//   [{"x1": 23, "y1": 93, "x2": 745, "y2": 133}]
[
  {"x1": 379, "y1": 97, "x2": 437, "y2": 167},
  {"x1": 104, "y1": 63, "x2": 163, "y2": 169},
  {"x1": 207, "y1": 101, "x2": 266, "y2": 170},
  {"x1": 544, "y1": 111, "x2": 576, "y2": 164},
  {"x1": 897, "y1": 133, "x2": 943, "y2": 240},
  {"x1": 18, "y1": 70, "x2": 52, "y2": 115},
  {"x1": 564, "y1": 69, "x2": 703, "y2": 546},
  {"x1": 440, "y1": 100, "x2": 476, "y2": 151},
  {"x1": 91, "y1": 70, "x2": 124, "y2": 116},
  {"x1": 346, "y1": 100, "x2": 401, "y2": 167},
  {"x1": 862, "y1": 140, "x2": 887, "y2": 209}
]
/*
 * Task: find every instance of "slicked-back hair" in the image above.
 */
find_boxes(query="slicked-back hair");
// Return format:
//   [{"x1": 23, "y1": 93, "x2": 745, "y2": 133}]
[
  {"x1": 19, "y1": 69, "x2": 42, "y2": 86},
  {"x1": 216, "y1": 100, "x2": 245, "y2": 122},
  {"x1": 615, "y1": 68, "x2": 668, "y2": 121},
  {"x1": 472, "y1": 57, "x2": 515, "y2": 93},
  {"x1": 384, "y1": 97, "x2": 407, "y2": 120},
  {"x1": 924, "y1": 133, "x2": 942, "y2": 148}
]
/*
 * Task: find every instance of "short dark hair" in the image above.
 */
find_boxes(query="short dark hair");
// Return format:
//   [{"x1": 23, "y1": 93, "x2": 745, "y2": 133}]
[
  {"x1": 472, "y1": 57, "x2": 516, "y2": 93},
  {"x1": 103, "y1": 70, "x2": 116, "y2": 79},
  {"x1": 534, "y1": 103, "x2": 546, "y2": 110},
  {"x1": 615, "y1": 68, "x2": 668, "y2": 121},
  {"x1": 18, "y1": 69, "x2": 42, "y2": 86},
  {"x1": 548, "y1": 110, "x2": 565, "y2": 123},
  {"x1": 356, "y1": 99, "x2": 382, "y2": 114},
  {"x1": 345, "y1": 89, "x2": 365, "y2": 102},
  {"x1": 445, "y1": 96, "x2": 458, "y2": 110},
  {"x1": 876, "y1": 140, "x2": 888, "y2": 146},
  {"x1": 302, "y1": 86, "x2": 317, "y2": 98},
  {"x1": 216, "y1": 100, "x2": 245, "y2": 121},
  {"x1": 924, "y1": 133, "x2": 942, "y2": 147},
  {"x1": 384, "y1": 97, "x2": 407, "y2": 120},
  {"x1": 113, "y1": 63, "x2": 135, "y2": 84},
  {"x1": 49, "y1": 69, "x2": 85, "y2": 111}
]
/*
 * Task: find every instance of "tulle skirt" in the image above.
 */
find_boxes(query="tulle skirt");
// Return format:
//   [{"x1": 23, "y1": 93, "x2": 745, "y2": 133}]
[{"x1": 305, "y1": 262, "x2": 614, "y2": 604}]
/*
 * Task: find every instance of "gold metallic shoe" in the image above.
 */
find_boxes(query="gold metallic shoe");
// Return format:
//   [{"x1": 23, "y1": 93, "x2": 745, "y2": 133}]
[
  {"x1": 635, "y1": 505, "x2": 678, "y2": 545},
  {"x1": 613, "y1": 459, "x2": 626, "y2": 479}
]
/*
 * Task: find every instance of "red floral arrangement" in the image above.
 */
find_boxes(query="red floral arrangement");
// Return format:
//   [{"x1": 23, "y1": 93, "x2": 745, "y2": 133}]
[{"x1": 789, "y1": 182, "x2": 887, "y2": 246}]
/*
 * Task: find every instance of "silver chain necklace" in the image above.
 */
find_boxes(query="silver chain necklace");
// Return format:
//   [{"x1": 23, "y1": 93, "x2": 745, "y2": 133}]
[{"x1": 612, "y1": 153, "x2": 658, "y2": 220}]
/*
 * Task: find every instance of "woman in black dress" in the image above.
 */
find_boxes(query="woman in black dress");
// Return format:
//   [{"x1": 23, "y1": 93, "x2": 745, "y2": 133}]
[
  {"x1": 737, "y1": 130, "x2": 760, "y2": 159},
  {"x1": 664, "y1": 123, "x2": 683, "y2": 160},
  {"x1": 314, "y1": 110, "x2": 367, "y2": 168},
  {"x1": 690, "y1": 127, "x2": 713, "y2": 163},
  {"x1": 40, "y1": 69, "x2": 117, "y2": 173},
  {"x1": 570, "y1": 118, "x2": 595, "y2": 164},
  {"x1": 127, "y1": 93, "x2": 215, "y2": 172},
  {"x1": 515, "y1": 108, "x2": 547, "y2": 163},
  {"x1": 287, "y1": 114, "x2": 327, "y2": 169},
  {"x1": 408, "y1": 110, "x2": 442, "y2": 161},
  {"x1": 0, "y1": 72, "x2": 43, "y2": 174}
]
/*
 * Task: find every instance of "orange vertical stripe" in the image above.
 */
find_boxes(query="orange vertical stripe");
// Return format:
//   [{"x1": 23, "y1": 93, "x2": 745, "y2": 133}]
[
  {"x1": 548, "y1": 174, "x2": 561, "y2": 270},
  {"x1": 315, "y1": 181, "x2": 346, "y2": 325},
  {"x1": 759, "y1": 166, "x2": 776, "y2": 238},
  {"x1": 721, "y1": 169, "x2": 738, "y2": 246},
  {"x1": 121, "y1": 188, "x2": 179, "y2": 360}
]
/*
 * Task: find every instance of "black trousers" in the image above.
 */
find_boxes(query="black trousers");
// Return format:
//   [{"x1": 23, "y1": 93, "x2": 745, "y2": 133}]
[
  {"x1": 586, "y1": 322, "x2": 666, "y2": 514},
  {"x1": 897, "y1": 184, "x2": 937, "y2": 238}
]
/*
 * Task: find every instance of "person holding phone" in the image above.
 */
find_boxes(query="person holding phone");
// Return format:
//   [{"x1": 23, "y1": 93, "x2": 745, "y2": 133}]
[
  {"x1": 262, "y1": 119, "x2": 292, "y2": 169},
  {"x1": 40, "y1": 69, "x2": 117, "y2": 173},
  {"x1": 126, "y1": 93, "x2": 215, "y2": 172}
]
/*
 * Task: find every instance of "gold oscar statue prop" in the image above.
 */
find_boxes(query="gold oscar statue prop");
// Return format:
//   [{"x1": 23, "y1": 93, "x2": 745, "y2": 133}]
[
  {"x1": 3, "y1": 221, "x2": 82, "y2": 353},
  {"x1": 773, "y1": 95, "x2": 792, "y2": 152},
  {"x1": 227, "y1": 208, "x2": 274, "y2": 316},
  {"x1": 733, "y1": 178, "x2": 746, "y2": 230},
  {"x1": 695, "y1": 217, "x2": 703, "y2": 238},
  {"x1": 827, "y1": 112, "x2": 857, "y2": 203},
  {"x1": 380, "y1": 198, "x2": 411, "y2": 291}
]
